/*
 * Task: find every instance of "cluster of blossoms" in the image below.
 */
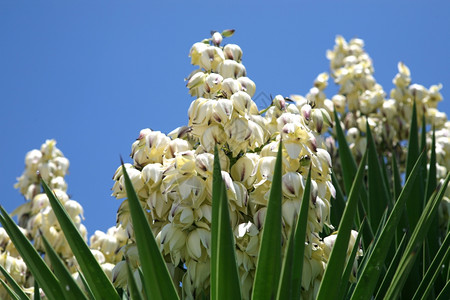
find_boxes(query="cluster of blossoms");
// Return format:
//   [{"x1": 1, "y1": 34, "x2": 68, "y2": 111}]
[
  {"x1": 323, "y1": 36, "x2": 449, "y2": 234},
  {"x1": 111, "y1": 31, "x2": 360, "y2": 300},
  {"x1": 0, "y1": 140, "x2": 128, "y2": 299}
]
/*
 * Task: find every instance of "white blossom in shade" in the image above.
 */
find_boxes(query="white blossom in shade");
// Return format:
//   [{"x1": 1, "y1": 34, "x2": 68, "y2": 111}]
[{"x1": 230, "y1": 154, "x2": 258, "y2": 189}]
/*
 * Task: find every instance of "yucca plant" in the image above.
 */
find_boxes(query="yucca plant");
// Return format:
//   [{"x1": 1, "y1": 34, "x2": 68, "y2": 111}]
[{"x1": 0, "y1": 31, "x2": 449, "y2": 300}]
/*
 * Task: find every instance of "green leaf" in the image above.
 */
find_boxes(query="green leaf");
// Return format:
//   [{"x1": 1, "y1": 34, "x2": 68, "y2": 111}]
[
  {"x1": 252, "y1": 141, "x2": 283, "y2": 300},
  {"x1": 276, "y1": 166, "x2": 312, "y2": 300},
  {"x1": 404, "y1": 101, "x2": 423, "y2": 232},
  {"x1": 125, "y1": 259, "x2": 144, "y2": 300},
  {"x1": 331, "y1": 172, "x2": 346, "y2": 226},
  {"x1": 425, "y1": 129, "x2": 440, "y2": 272},
  {"x1": 391, "y1": 153, "x2": 408, "y2": 248},
  {"x1": 77, "y1": 270, "x2": 95, "y2": 300},
  {"x1": 221, "y1": 29, "x2": 235, "y2": 37},
  {"x1": 41, "y1": 180, "x2": 120, "y2": 300},
  {"x1": 0, "y1": 263, "x2": 29, "y2": 300},
  {"x1": 316, "y1": 149, "x2": 368, "y2": 300},
  {"x1": 366, "y1": 121, "x2": 390, "y2": 232},
  {"x1": 374, "y1": 232, "x2": 407, "y2": 300},
  {"x1": 120, "y1": 160, "x2": 180, "y2": 300},
  {"x1": 0, "y1": 278, "x2": 21, "y2": 300},
  {"x1": 333, "y1": 110, "x2": 373, "y2": 246},
  {"x1": 211, "y1": 145, "x2": 241, "y2": 300},
  {"x1": 33, "y1": 280, "x2": 39, "y2": 300},
  {"x1": 412, "y1": 231, "x2": 450, "y2": 300},
  {"x1": 435, "y1": 280, "x2": 450, "y2": 300},
  {"x1": 384, "y1": 171, "x2": 450, "y2": 300},
  {"x1": 0, "y1": 206, "x2": 65, "y2": 300},
  {"x1": 276, "y1": 209, "x2": 296, "y2": 300},
  {"x1": 333, "y1": 110, "x2": 357, "y2": 197},
  {"x1": 350, "y1": 151, "x2": 426, "y2": 300},
  {"x1": 40, "y1": 233, "x2": 87, "y2": 300}
]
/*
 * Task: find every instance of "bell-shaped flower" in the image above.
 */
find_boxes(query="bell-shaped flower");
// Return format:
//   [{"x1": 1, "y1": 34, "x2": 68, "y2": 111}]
[
  {"x1": 220, "y1": 78, "x2": 242, "y2": 98},
  {"x1": 237, "y1": 77, "x2": 256, "y2": 97},
  {"x1": 231, "y1": 154, "x2": 257, "y2": 189},
  {"x1": 205, "y1": 73, "x2": 223, "y2": 95},
  {"x1": 186, "y1": 71, "x2": 207, "y2": 97},
  {"x1": 211, "y1": 98, "x2": 233, "y2": 125},
  {"x1": 200, "y1": 124, "x2": 227, "y2": 152},
  {"x1": 199, "y1": 46, "x2": 225, "y2": 71},
  {"x1": 189, "y1": 42, "x2": 208, "y2": 66},
  {"x1": 223, "y1": 44, "x2": 243, "y2": 61},
  {"x1": 217, "y1": 60, "x2": 246, "y2": 79}
]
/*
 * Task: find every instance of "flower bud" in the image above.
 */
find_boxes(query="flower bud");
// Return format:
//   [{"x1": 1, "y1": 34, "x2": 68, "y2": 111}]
[
  {"x1": 211, "y1": 31, "x2": 223, "y2": 46},
  {"x1": 273, "y1": 95, "x2": 286, "y2": 111},
  {"x1": 301, "y1": 104, "x2": 312, "y2": 121}
]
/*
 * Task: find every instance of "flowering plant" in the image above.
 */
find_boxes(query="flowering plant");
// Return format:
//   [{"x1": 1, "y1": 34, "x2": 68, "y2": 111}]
[{"x1": 0, "y1": 30, "x2": 449, "y2": 300}]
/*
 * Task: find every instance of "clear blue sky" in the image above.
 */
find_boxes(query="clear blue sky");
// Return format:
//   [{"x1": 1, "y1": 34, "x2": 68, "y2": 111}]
[{"x1": 1, "y1": 1, "x2": 449, "y2": 235}]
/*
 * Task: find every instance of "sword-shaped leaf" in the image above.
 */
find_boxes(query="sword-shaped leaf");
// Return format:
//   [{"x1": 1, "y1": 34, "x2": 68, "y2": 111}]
[
  {"x1": 252, "y1": 141, "x2": 283, "y2": 300},
  {"x1": 0, "y1": 206, "x2": 64, "y2": 300},
  {"x1": 120, "y1": 160, "x2": 179, "y2": 300},
  {"x1": 350, "y1": 152, "x2": 425, "y2": 300},
  {"x1": 41, "y1": 180, "x2": 120, "y2": 300},
  {"x1": 211, "y1": 145, "x2": 241, "y2": 300},
  {"x1": 0, "y1": 263, "x2": 29, "y2": 300},
  {"x1": 276, "y1": 166, "x2": 312, "y2": 300},
  {"x1": 316, "y1": 149, "x2": 367, "y2": 300}
]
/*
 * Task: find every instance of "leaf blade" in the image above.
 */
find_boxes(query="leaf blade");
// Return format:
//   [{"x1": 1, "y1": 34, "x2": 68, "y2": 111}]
[
  {"x1": 41, "y1": 180, "x2": 120, "y2": 300},
  {"x1": 0, "y1": 206, "x2": 65, "y2": 300},
  {"x1": 316, "y1": 149, "x2": 368, "y2": 300},
  {"x1": 350, "y1": 152, "x2": 426, "y2": 300},
  {"x1": 210, "y1": 145, "x2": 242, "y2": 300},
  {"x1": 252, "y1": 141, "x2": 283, "y2": 300},
  {"x1": 120, "y1": 161, "x2": 180, "y2": 300}
]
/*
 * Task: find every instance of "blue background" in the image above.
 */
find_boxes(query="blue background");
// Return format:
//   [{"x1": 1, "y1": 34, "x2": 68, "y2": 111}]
[{"x1": 1, "y1": 1, "x2": 449, "y2": 235}]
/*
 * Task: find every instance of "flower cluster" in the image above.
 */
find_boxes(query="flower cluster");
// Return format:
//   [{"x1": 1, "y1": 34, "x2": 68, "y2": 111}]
[
  {"x1": 112, "y1": 31, "x2": 359, "y2": 300},
  {"x1": 1, "y1": 140, "x2": 128, "y2": 299},
  {"x1": 0, "y1": 227, "x2": 30, "y2": 299},
  {"x1": 324, "y1": 35, "x2": 449, "y2": 233}
]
